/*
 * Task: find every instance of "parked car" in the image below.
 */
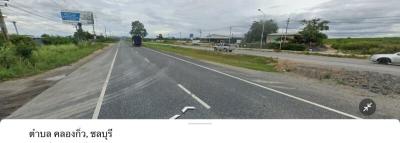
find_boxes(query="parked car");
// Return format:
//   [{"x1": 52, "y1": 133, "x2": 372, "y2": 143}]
[
  {"x1": 370, "y1": 52, "x2": 400, "y2": 65},
  {"x1": 213, "y1": 43, "x2": 237, "y2": 52}
]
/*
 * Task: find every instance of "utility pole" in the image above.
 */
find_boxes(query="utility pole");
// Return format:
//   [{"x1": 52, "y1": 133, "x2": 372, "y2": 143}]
[
  {"x1": 279, "y1": 18, "x2": 291, "y2": 51},
  {"x1": 104, "y1": 26, "x2": 107, "y2": 37},
  {"x1": 284, "y1": 18, "x2": 290, "y2": 45},
  {"x1": 208, "y1": 32, "x2": 211, "y2": 43},
  {"x1": 258, "y1": 9, "x2": 266, "y2": 49},
  {"x1": 199, "y1": 29, "x2": 202, "y2": 39},
  {"x1": 0, "y1": 6, "x2": 8, "y2": 41},
  {"x1": 229, "y1": 26, "x2": 232, "y2": 44},
  {"x1": 92, "y1": 13, "x2": 96, "y2": 40},
  {"x1": 12, "y1": 21, "x2": 18, "y2": 35}
]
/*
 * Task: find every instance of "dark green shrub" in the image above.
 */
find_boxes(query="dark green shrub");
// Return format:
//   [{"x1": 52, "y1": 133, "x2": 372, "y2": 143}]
[
  {"x1": 281, "y1": 43, "x2": 306, "y2": 51},
  {"x1": 266, "y1": 43, "x2": 306, "y2": 51},
  {"x1": 0, "y1": 46, "x2": 16, "y2": 69},
  {"x1": 9, "y1": 35, "x2": 37, "y2": 59}
]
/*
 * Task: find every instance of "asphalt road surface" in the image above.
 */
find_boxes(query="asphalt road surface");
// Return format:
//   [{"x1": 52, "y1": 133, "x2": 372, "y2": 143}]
[{"x1": 8, "y1": 41, "x2": 365, "y2": 119}]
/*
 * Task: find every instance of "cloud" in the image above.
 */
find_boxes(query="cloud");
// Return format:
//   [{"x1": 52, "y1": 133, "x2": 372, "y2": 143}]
[{"x1": 2, "y1": 0, "x2": 399, "y2": 38}]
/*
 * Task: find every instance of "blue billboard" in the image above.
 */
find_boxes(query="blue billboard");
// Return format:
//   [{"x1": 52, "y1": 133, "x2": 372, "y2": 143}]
[{"x1": 61, "y1": 11, "x2": 80, "y2": 22}]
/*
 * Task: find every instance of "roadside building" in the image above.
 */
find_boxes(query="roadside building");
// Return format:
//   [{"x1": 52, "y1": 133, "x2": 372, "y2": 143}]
[
  {"x1": 200, "y1": 34, "x2": 244, "y2": 44},
  {"x1": 267, "y1": 33, "x2": 300, "y2": 44}
]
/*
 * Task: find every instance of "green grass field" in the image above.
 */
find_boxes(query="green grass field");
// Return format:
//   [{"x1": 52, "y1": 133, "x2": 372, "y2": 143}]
[
  {"x1": 0, "y1": 43, "x2": 107, "y2": 81},
  {"x1": 324, "y1": 37, "x2": 400, "y2": 54},
  {"x1": 143, "y1": 42, "x2": 277, "y2": 72}
]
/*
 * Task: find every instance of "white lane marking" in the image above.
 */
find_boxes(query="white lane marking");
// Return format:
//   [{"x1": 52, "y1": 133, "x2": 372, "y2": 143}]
[
  {"x1": 145, "y1": 48, "x2": 362, "y2": 119},
  {"x1": 144, "y1": 58, "x2": 150, "y2": 63},
  {"x1": 170, "y1": 114, "x2": 181, "y2": 119},
  {"x1": 182, "y1": 106, "x2": 196, "y2": 113},
  {"x1": 92, "y1": 47, "x2": 119, "y2": 119},
  {"x1": 268, "y1": 85, "x2": 296, "y2": 90},
  {"x1": 177, "y1": 84, "x2": 211, "y2": 109}
]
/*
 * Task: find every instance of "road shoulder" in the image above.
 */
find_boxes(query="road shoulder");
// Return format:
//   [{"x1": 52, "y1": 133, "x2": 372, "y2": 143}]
[{"x1": 0, "y1": 43, "x2": 115, "y2": 119}]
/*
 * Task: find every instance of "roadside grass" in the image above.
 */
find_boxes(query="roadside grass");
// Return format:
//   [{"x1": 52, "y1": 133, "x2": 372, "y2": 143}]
[
  {"x1": 324, "y1": 38, "x2": 400, "y2": 54},
  {"x1": 0, "y1": 43, "x2": 107, "y2": 81},
  {"x1": 143, "y1": 42, "x2": 277, "y2": 72}
]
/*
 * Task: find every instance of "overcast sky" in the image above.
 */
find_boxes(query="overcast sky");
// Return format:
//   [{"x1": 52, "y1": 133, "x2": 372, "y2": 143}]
[{"x1": 3, "y1": 0, "x2": 400, "y2": 38}]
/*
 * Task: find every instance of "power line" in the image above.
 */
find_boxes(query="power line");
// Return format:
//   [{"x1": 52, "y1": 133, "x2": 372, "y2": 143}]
[
  {"x1": 8, "y1": 5, "x2": 61, "y2": 23},
  {"x1": 9, "y1": 2, "x2": 61, "y2": 19}
]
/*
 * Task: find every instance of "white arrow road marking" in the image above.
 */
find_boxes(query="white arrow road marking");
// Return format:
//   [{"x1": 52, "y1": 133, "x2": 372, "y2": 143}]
[
  {"x1": 146, "y1": 48, "x2": 362, "y2": 119},
  {"x1": 170, "y1": 115, "x2": 181, "y2": 119},
  {"x1": 182, "y1": 106, "x2": 196, "y2": 113},
  {"x1": 177, "y1": 84, "x2": 211, "y2": 109}
]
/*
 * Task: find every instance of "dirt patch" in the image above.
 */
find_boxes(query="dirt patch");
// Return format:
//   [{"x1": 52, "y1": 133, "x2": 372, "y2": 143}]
[
  {"x1": 0, "y1": 44, "x2": 114, "y2": 119},
  {"x1": 277, "y1": 60, "x2": 400, "y2": 97}
]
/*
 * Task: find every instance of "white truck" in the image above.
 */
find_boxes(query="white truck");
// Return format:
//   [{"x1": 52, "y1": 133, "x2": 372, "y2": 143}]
[{"x1": 213, "y1": 43, "x2": 237, "y2": 52}]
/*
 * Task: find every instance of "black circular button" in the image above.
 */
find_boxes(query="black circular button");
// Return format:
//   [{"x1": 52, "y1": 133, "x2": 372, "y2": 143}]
[{"x1": 359, "y1": 98, "x2": 376, "y2": 116}]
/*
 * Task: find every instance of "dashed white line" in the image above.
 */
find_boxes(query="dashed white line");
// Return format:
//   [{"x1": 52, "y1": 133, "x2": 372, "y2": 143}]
[
  {"x1": 177, "y1": 84, "x2": 211, "y2": 109},
  {"x1": 144, "y1": 58, "x2": 150, "y2": 63},
  {"x1": 145, "y1": 47, "x2": 362, "y2": 119},
  {"x1": 92, "y1": 47, "x2": 119, "y2": 119}
]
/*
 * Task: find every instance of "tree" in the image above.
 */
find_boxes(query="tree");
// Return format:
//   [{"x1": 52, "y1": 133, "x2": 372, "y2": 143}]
[
  {"x1": 73, "y1": 24, "x2": 93, "y2": 42},
  {"x1": 299, "y1": 18, "x2": 329, "y2": 47},
  {"x1": 130, "y1": 21, "x2": 147, "y2": 37},
  {"x1": 244, "y1": 20, "x2": 278, "y2": 43},
  {"x1": 157, "y1": 34, "x2": 163, "y2": 40}
]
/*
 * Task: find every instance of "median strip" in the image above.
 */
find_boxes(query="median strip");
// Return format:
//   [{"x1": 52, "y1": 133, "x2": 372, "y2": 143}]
[{"x1": 143, "y1": 42, "x2": 277, "y2": 72}]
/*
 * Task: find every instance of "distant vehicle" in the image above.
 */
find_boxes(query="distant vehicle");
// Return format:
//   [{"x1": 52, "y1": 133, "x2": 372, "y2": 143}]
[
  {"x1": 370, "y1": 52, "x2": 400, "y2": 65},
  {"x1": 213, "y1": 43, "x2": 237, "y2": 52},
  {"x1": 132, "y1": 36, "x2": 142, "y2": 47}
]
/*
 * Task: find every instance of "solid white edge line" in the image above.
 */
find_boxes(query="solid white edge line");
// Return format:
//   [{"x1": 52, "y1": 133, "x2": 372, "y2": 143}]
[
  {"x1": 92, "y1": 47, "x2": 119, "y2": 119},
  {"x1": 146, "y1": 47, "x2": 362, "y2": 119},
  {"x1": 178, "y1": 84, "x2": 211, "y2": 109}
]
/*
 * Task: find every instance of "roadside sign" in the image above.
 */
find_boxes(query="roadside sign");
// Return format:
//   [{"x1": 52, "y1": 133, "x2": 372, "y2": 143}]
[
  {"x1": 60, "y1": 10, "x2": 94, "y2": 25},
  {"x1": 61, "y1": 11, "x2": 80, "y2": 23},
  {"x1": 80, "y1": 11, "x2": 94, "y2": 25}
]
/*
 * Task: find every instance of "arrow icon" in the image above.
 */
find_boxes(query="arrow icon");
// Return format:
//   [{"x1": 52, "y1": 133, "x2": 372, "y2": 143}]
[{"x1": 181, "y1": 106, "x2": 196, "y2": 113}]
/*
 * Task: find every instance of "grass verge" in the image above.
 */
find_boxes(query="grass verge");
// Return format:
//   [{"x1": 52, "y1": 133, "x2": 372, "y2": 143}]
[
  {"x1": 0, "y1": 43, "x2": 108, "y2": 81},
  {"x1": 143, "y1": 42, "x2": 277, "y2": 72}
]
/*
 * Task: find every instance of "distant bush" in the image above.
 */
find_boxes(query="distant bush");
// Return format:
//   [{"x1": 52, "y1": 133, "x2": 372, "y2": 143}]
[
  {"x1": 95, "y1": 35, "x2": 118, "y2": 43},
  {"x1": 267, "y1": 43, "x2": 306, "y2": 51},
  {"x1": 41, "y1": 34, "x2": 74, "y2": 45},
  {"x1": 282, "y1": 43, "x2": 306, "y2": 51}
]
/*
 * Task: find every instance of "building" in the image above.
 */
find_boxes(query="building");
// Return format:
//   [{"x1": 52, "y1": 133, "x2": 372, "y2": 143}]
[
  {"x1": 267, "y1": 33, "x2": 300, "y2": 44},
  {"x1": 200, "y1": 34, "x2": 243, "y2": 44}
]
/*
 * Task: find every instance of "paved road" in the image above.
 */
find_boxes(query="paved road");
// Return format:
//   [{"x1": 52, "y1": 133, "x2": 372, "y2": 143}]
[
  {"x1": 9, "y1": 41, "x2": 365, "y2": 119},
  {"x1": 163, "y1": 44, "x2": 400, "y2": 76}
]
